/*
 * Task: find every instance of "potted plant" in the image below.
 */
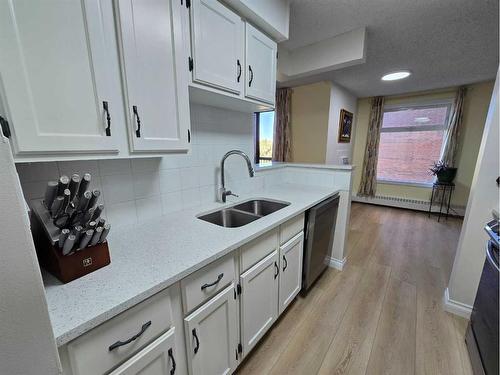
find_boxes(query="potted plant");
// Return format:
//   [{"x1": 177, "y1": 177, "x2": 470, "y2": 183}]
[{"x1": 429, "y1": 161, "x2": 457, "y2": 183}]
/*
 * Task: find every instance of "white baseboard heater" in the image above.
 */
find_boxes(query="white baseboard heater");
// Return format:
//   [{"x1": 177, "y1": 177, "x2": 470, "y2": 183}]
[{"x1": 352, "y1": 194, "x2": 465, "y2": 216}]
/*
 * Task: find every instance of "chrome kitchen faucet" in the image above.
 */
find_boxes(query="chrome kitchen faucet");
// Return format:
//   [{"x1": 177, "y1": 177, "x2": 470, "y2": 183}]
[{"x1": 219, "y1": 150, "x2": 254, "y2": 202}]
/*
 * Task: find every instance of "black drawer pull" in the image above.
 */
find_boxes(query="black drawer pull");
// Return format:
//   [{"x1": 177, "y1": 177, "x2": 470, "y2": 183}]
[
  {"x1": 108, "y1": 321, "x2": 151, "y2": 351},
  {"x1": 168, "y1": 348, "x2": 176, "y2": 375},
  {"x1": 274, "y1": 261, "x2": 279, "y2": 279},
  {"x1": 248, "y1": 65, "x2": 253, "y2": 87},
  {"x1": 282, "y1": 255, "x2": 288, "y2": 271},
  {"x1": 133, "y1": 105, "x2": 141, "y2": 138},
  {"x1": 192, "y1": 328, "x2": 200, "y2": 354},
  {"x1": 103, "y1": 101, "x2": 111, "y2": 136},
  {"x1": 237, "y1": 59, "x2": 242, "y2": 82},
  {"x1": 201, "y1": 273, "x2": 224, "y2": 290}
]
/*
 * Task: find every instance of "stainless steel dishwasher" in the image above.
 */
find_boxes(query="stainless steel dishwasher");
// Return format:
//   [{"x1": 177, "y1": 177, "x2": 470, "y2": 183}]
[{"x1": 302, "y1": 193, "x2": 340, "y2": 292}]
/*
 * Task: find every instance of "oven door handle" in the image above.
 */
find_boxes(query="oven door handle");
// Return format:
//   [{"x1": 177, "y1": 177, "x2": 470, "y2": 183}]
[{"x1": 486, "y1": 241, "x2": 499, "y2": 272}]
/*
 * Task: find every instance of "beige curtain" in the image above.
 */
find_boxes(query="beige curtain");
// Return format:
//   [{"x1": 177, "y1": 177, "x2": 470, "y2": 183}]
[
  {"x1": 273, "y1": 88, "x2": 292, "y2": 162},
  {"x1": 440, "y1": 86, "x2": 467, "y2": 166},
  {"x1": 358, "y1": 96, "x2": 385, "y2": 197}
]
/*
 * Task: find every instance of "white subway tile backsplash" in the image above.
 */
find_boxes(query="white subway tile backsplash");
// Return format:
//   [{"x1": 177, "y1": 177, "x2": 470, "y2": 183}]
[
  {"x1": 159, "y1": 169, "x2": 182, "y2": 194},
  {"x1": 98, "y1": 159, "x2": 131, "y2": 176},
  {"x1": 101, "y1": 174, "x2": 135, "y2": 204},
  {"x1": 161, "y1": 191, "x2": 183, "y2": 214},
  {"x1": 16, "y1": 104, "x2": 256, "y2": 228},
  {"x1": 133, "y1": 172, "x2": 160, "y2": 199}
]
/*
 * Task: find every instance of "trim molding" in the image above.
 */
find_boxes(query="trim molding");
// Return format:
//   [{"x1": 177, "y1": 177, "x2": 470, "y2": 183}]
[
  {"x1": 443, "y1": 287, "x2": 472, "y2": 319},
  {"x1": 352, "y1": 194, "x2": 466, "y2": 216},
  {"x1": 327, "y1": 256, "x2": 346, "y2": 271}
]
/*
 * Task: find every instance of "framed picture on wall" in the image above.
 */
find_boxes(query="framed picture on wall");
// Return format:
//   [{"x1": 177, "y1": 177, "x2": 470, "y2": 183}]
[{"x1": 338, "y1": 109, "x2": 353, "y2": 143}]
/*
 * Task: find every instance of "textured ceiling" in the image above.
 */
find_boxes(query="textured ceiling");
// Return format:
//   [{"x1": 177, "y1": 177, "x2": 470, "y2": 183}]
[{"x1": 280, "y1": 0, "x2": 499, "y2": 97}]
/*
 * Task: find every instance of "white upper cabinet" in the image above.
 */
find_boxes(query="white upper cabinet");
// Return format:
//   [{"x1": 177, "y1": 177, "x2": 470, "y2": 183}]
[
  {"x1": 244, "y1": 23, "x2": 277, "y2": 104},
  {"x1": 116, "y1": 0, "x2": 190, "y2": 152},
  {"x1": 0, "y1": 0, "x2": 120, "y2": 155},
  {"x1": 278, "y1": 232, "x2": 304, "y2": 315},
  {"x1": 190, "y1": 0, "x2": 244, "y2": 94}
]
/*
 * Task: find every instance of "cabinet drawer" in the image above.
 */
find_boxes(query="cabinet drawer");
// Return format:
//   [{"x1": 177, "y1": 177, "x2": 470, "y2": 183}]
[
  {"x1": 240, "y1": 228, "x2": 278, "y2": 272},
  {"x1": 67, "y1": 288, "x2": 173, "y2": 375},
  {"x1": 181, "y1": 254, "x2": 235, "y2": 313},
  {"x1": 280, "y1": 213, "x2": 305, "y2": 245}
]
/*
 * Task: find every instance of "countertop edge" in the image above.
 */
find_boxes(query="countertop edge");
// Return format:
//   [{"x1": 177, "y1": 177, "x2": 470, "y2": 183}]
[{"x1": 54, "y1": 188, "x2": 341, "y2": 346}]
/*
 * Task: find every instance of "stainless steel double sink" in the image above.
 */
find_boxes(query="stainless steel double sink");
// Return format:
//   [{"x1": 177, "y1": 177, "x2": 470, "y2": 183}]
[{"x1": 197, "y1": 199, "x2": 290, "y2": 228}]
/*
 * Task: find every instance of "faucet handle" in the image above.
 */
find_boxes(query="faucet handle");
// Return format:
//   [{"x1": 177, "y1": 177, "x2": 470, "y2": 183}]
[{"x1": 226, "y1": 190, "x2": 239, "y2": 198}]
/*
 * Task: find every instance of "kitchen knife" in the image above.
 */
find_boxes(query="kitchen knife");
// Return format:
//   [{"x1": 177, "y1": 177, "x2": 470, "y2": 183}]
[
  {"x1": 62, "y1": 234, "x2": 76, "y2": 256},
  {"x1": 61, "y1": 188, "x2": 71, "y2": 213},
  {"x1": 72, "y1": 225, "x2": 83, "y2": 242},
  {"x1": 87, "y1": 221, "x2": 97, "y2": 231},
  {"x1": 89, "y1": 226, "x2": 103, "y2": 247},
  {"x1": 77, "y1": 173, "x2": 91, "y2": 199},
  {"x1": 51, "y1": 196, "x2": 64, "y2": 218},
  {"x1": 91, "y1": 204, "x2": 104, "y2": 221},
  {"x1": 100, "y1": 224, "x2": 111, "y2": 243},
  {"x1": 58, "y1": 228, "x2": 70, "y2": 248},
  {"x1": 87, "y1": 189, "x2": 100, "y2": 209},
  {"x1": 78, "y1": 229, "x2": 93, "y2": 249},
  {"x1": 68, "y1": 174, "x2": 81, "y2": 202},
  {"x1": 76, "y1": 190, "x2": 92, "y2": 212},
  {"x1": 97, "y1": 218, "x2": 106, "y2": 228},
  {"x1": 44, "y1": 181, "x2": 58, "y2": 210},
  {"x1": 57, "y1": 175, "x2": 70, "y2": 196}
]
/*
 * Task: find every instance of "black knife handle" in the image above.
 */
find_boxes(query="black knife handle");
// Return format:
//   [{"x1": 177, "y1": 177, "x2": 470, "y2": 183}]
[
  {"x1": 133, "y1": 105, "x2": 141, "y2": 138},
  {"x1": 108, "y1": 321, "x2": 151, "y2": 351},
  {"x1": 103, "y1": 101, "x2": 111, "y2": 136},
  {"x1": 200, "y1": 273, "x2": 224, "y2": 290}
]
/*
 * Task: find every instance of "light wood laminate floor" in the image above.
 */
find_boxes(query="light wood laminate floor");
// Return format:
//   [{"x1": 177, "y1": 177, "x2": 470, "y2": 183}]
[{"x1": 237, "y1": 203, "x2": 472, "y2": 375}]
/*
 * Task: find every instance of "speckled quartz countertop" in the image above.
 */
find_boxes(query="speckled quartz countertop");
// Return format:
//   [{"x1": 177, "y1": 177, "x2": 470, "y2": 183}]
[{"x1": 43, "y1": 183, "x2": 339, "y2": 346}]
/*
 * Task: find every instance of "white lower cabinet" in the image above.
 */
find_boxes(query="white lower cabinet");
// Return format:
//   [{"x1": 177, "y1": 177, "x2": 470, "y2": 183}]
[
  {"x1": 278, "y1": 232, "x2": 304, "y2": 315},
  {"x1": 184, "y1": 284, "x2": 239, "y2": 375},
  {"x1": 239, "y1": 250, "x2": 279, "y2": 357},
  {"x1": 109, "y1": 328, "x2": 178, "y2": 375}
]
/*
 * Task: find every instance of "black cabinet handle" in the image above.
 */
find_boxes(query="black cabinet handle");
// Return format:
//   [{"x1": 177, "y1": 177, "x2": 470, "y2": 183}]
[
  {"x1": 201, "y1": 273, "x2": 224, "y2": 290},
  {"x1": 103, "y1": 101, "x2": 111, "y2": 136},
  {"x1": 192, "y1": 328, "x2": 200, "y2": 354},
  {"x1": 108, "y1": 321, "x2": 151, "y2": 351},
  {"x1": 168, "y1": 348, "x2": 176, "y2": 375},
  {"x1": 282, "y1": 255, "x2": 288, "y2": 272},
  {"x1": 274, "y1": 261, "x2": 279, "y2": 279},
  {"x1": 237, "y1": 60, "x2": 242, "y2": 82},
  {"x1": 248, "y1": 65, "x2": 253, "y2": 87},
  {"x1": 133, "y1": 105, "x2": 141, "y2": 138}
]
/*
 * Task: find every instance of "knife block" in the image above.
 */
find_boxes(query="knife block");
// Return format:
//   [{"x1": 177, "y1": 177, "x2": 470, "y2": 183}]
[
  {"x1": 31, "y1": 200, "x2": 111, "y2": 284},
  {"x1": 35, "y1": 230, "x2": 111, "y2": 284}
]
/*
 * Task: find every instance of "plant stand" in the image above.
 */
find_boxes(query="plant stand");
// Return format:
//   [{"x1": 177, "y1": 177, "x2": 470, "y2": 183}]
[{"x1": 428, "y1": 182, "x2": 455, "y2": 222}]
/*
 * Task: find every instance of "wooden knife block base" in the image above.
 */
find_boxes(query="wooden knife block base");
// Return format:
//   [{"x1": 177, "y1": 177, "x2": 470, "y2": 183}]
[{"x1": 37, "y1": 235, "x2": 111, "y2": 284}]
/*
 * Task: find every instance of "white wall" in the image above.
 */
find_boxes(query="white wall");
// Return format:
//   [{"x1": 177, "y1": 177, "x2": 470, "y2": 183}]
[
  {"x1": 445, "y1": 68, "x2": 499, "y2": 314},
  {"x1": 325, "y1": 83, "x2": 358, "y2": 165},
  {"x1": 0, "y1": 135, "x2": 61, "y2": 374},
  {"x1": 16, "y1": 104, "x2": 260, "y2": 228}
]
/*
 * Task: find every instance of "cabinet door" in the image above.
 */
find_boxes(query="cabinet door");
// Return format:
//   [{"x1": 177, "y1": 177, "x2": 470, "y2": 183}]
[
  {"x1": 116, "y1": 0, "x2": 190, "y2": 152},
  {"x1": 245, "y1": 23, "x2": 277, "y2": 105},
  {"x1": 240, "y1": 249, "x2": 279, "y2": 357},
  {"x1": 190, "y1": 0, "x2": 244, "y2": 94},
  {"x1": 0, "y1": 0, "x2": 119, "y2": 154},
  {"x1": 278, "y1": 232, "x2": 304, "y2": 315},
  {"x1": 109, "y1": 328, "x2": 178, "y2": 375},
  {"x1": 184, "y1": 284, "x2": 238, "y2": 375}
]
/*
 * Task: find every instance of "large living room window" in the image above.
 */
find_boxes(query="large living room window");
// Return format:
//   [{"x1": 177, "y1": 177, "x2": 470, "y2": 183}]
[{"x1": 377, "y1": 100, "x2": 452, "y2": 185}]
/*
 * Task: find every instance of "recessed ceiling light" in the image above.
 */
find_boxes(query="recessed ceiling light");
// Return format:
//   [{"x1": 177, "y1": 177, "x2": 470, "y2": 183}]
[
  {"x1": 415, "y1": 117, "x2": 430, "y2": 123},
  {"x1": 381, "y1": 71, "x2": 411, "y2": 81}
]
